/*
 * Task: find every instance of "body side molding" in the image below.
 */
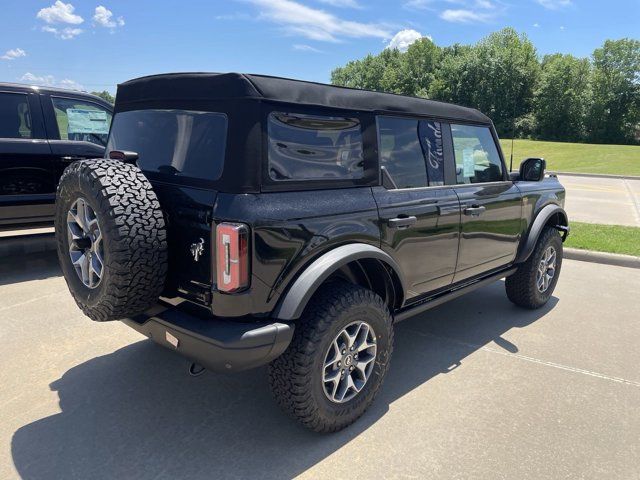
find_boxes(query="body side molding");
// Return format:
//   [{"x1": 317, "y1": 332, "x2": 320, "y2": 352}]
[{"x1": 273, "y1": 243, "x2": 406, "y2": 320}]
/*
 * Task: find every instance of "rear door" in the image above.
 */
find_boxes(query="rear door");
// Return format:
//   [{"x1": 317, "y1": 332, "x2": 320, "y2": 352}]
[
  {"x1": 41, "y1": 94, "x2": 112, "y2": 184},
  {"x1": 106, "y1": 108, "x2": 228, "y2": 304},
  {"x1": 373, "y1": 116, "x2": 461, "y2": 301},
  {"x1": 0, "y1": 89, "x2": 55, "y2": 227},
  {"x1": 448, "y1": 123, "x2": 522, "y2": 282}
]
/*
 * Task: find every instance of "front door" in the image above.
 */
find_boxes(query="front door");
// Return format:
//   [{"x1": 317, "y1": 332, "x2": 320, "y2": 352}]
[
  {"x1": 448, "y1": 123, "x2": 522, "y2": 282},
  {"x1": 374, "y1": 116, "x2": 460, "y2": 302}
]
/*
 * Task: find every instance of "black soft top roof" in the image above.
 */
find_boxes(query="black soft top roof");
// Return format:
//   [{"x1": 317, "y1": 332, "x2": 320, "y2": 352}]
[{"x1": 116, "y1": 72, "x2": 490, "y2": 124}]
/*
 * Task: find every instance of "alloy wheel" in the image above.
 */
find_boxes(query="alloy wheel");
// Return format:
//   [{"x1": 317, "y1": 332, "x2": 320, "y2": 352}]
[
  {"x1": 536, "y1": 245, "x2": 557, "y2": 293},
  {"x1": 322, "y1": 321, "x2": 377, "y2": 403},
  {"x1": 67, "y1": 198, "x2": 104, "y2": 289}
]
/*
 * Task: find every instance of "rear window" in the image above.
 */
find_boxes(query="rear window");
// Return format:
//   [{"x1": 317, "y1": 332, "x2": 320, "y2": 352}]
[
  {"x1": 0, "y1": 92, "x2": 32, "y2": 139},
  {"x1": 106, "y1": 109, "x2": 227, "y2": 181},
  {"x1": 52, "y1": 97, "x2": 112, "y2": 147},
  {"x1": 377, "y1": 116, "x2": 445, "y2": 189},
  {"x1": 267, "y1": 112, "x2": 364, "y2": 181}
]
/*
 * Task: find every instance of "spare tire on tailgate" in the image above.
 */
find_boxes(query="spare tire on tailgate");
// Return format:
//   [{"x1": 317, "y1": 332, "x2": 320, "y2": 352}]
[{"x1": 55, "y1": 159, "x2": 168, "y2": 321}]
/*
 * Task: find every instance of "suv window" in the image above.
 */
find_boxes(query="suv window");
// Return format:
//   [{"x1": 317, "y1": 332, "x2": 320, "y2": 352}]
[
  {"x1": 377, "y1": 117, "x2": 445, "y2": 189},
  {"x1": 451, "y1": 124, "x2": 503, "y2": 184},
  {"x1": 268, "y1": 112, "x2": 364, "y2": 181},
  {"x1": 106, "y1": 109, "x2": 227, "y2": 181},
  {"x1": 0, "y1": 92, "x2": 32, "y2": 139},
  {"x1": 51, "y1": 97, "x2": 112, "y2": 147}
]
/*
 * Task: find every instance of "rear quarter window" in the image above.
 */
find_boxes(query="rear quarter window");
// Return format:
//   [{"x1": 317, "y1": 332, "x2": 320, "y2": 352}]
[
  {"x1": 267, "y1": 112, "x2": 364, "y2": 181},
  {"x1": 106, "y1": 109, "x2": 227, "y2": 181}
]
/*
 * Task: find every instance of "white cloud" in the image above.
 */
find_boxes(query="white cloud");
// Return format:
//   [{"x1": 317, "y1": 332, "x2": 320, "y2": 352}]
[
  {"x1": 247, "y1": 0, "x2": 390, "y2": 42},
  {"x1": 42, "y1": 25, "x2": 83, "y2": 39},
  {"x1": 293, "y1": 44, "x2": 323, "y2": 53},
  {"x1": 36, "y1": 1, "x2": 83, "y2": 25},
  {"x1": 386, "y1": 29, "x2": 425, "y2": 52},
  {"x1": 440, "y1": 8, "x2": 492, "y2": 23},
  {"x1": 93, "y1": 6, "x2": 125, "y2": 29},
  {"x1": 403, "y1": 0, "x2": 434, "y2": 9},
  {"x1": 475, "y1": 0, "x2": 494, "y2": 8},
  {"x1": 1, "y1": 48, "x2": 27, "y2": 61},
  {"x1": 536, "y1": 0, "x2": 571, "y2": 9},
  {"x1": 58, "y1": 78, "x2": 85, "y2": 90},
  {"x1": 20, "y1": 72, "x2": 84, "y2": 91},
  {"x1": 316, "y1": 0, "x2": 361, "y2": 8}
]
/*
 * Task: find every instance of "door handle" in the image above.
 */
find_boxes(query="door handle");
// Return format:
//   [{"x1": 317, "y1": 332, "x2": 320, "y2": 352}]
[
  {"x1": 388, "y1": 216, "x2": 417, "y2": 229},
  {"x1": 463, "y1": 205, "x2": 486, "y2": 216}
]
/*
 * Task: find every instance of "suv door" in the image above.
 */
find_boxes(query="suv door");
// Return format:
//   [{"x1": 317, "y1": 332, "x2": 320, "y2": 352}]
[
  {"x1": 0, "y1": 89, "x2": 55, "y2": 228},
  {"x1": 373, "y1": 116, "x2": 461, "y2": 301},
  {"x1": 448, "y1": 123, "x2": 522, "y2": 282},
  {"x1": 41, "y1": 94, "x2": 112, "y2": 184}
]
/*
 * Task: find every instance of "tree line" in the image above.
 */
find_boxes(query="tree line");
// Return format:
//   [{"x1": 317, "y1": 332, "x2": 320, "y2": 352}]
[{"x1": 331, "y1": 28, "x2": 640, "y2": 145}]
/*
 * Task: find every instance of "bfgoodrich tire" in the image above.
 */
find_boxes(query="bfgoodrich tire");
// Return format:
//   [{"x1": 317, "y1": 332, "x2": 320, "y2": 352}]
[
  {"x1": 55, "y1": 159, "x2": 168, "y2": 321},
  {"x1": 268, "y1": 282, "x2": 394, "y2": 433},
  {"x1": 506, "y1": 226, "x2": 563, "y2": 309}
]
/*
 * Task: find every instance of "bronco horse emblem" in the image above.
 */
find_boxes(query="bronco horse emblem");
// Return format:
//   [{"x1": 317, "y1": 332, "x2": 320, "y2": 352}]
[{"x1": 190, "y1": 238, "x2": 205, "y2": 262}]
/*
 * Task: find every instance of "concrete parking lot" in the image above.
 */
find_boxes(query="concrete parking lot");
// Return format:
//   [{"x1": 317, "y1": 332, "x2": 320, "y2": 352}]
[
  {"x1": 1, "y1": 248, "x2": 639, "y2": 479},
  {"x1": 559, "y1": 174, "x2": 640, "y2": 227}
]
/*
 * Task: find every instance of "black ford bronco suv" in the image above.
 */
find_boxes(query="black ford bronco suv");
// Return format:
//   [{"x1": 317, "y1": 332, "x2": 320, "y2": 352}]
[{"x1": 54, "y1": 73, "x2": 569, "y2": 433}]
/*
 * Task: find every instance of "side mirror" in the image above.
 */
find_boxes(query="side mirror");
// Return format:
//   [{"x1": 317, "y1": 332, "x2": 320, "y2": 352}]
[{"x1": 519, "y1": 157, "x2": 546, "y2": 182}]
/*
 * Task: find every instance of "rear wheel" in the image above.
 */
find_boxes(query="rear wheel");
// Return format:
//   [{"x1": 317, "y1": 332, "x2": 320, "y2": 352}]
[
  {"x1": 506, "y1": 226, "x2": 563, "y2": 309},
  {"x1": 268, "y1": 282, "x2": 393, "y2": 433}
]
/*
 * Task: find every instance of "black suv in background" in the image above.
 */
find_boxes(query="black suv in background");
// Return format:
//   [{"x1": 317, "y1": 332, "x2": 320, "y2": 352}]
[
  {"x1": 54, "y1": 73, "x2": 568, "y2": 433},
  {"x1": 0, "y1": 83, "x2": 113, "y2": 230}
]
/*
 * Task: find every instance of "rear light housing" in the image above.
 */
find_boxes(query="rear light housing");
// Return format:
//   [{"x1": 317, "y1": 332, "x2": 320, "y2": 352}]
[{"x1": 216, "y1": 223, "x2": 249, "y2": 293}]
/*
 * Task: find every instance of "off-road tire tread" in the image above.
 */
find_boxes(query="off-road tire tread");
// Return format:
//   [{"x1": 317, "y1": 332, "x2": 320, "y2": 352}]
[
  {"x1": 55, "y1": 159, "x2": 167, "y2": 321},
  {"x1": 268, "y1": 282, "x2": 393, "y2": 433},
  {"x1": 506, "y1": 226, "x2": 562, "y2": 309}
]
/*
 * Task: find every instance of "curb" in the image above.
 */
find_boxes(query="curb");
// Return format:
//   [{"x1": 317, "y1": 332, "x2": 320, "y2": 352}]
[
  {"x1": 552, "y1": 171, "x2": 640, "y2": 181},
  {"x1": 564, "y1": 248, "x2": 640, "y2": 269},
  {"x1": 0, "y1": 233, "x2": 56, "y2": 258}
]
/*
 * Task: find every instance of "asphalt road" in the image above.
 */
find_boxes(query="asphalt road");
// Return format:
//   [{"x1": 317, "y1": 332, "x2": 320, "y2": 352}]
[
  {"x1": 559, "y1": 174, "x2": 640, "y2": 227},
  {"x1": 1, "y1": 250, "x2": 639, "y2": 480}
]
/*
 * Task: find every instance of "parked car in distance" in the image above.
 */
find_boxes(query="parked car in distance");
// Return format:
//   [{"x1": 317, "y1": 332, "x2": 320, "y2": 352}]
[
  {"x1": 0, "y1": 83, "x2": 113, "y2": 230},
  {"x1": 54, "y1": 73, "x2": 569, "y2": 433}
]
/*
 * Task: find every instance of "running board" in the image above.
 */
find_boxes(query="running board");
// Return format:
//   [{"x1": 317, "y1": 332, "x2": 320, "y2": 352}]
[{"x1": 394, "y1": 267, "x2": 517, "y2": 323}]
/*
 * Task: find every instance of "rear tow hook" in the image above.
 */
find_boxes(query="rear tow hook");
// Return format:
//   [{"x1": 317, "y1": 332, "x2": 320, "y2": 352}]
[{"x1": 188, "y1": 362, "x2": 206, "y2": 377}]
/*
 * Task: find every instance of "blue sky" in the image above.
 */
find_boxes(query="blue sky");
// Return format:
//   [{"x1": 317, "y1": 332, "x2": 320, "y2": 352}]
[{"x1": 1, "y1": 0, "x2": 638, "y2": 94}]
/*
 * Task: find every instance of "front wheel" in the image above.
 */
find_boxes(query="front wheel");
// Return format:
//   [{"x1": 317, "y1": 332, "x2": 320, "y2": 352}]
[
  {"x1": 268, "y1": 282, "x2": 393, "y2": 433},
  {"x1": 506, "y1": 226, "x2": 563, "y2": 309}
]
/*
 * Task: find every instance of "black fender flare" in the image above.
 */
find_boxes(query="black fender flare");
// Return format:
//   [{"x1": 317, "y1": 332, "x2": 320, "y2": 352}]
[
  {"x1": 515, "y1": 204, "x2": 569, "y2": 264},
  {"x1": 273, "y1": 243, "x2": 406, "y2": 321}
]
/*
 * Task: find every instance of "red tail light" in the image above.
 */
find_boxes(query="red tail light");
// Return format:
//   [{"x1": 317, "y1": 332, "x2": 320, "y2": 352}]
[{"x1": 216, "y1": 223, "x2": 249, "y2": 293}]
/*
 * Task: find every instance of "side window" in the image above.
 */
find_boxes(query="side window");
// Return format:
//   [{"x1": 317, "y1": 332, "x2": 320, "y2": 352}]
[
  {"x1": 267, "y1": 112, "x2": 364, "y2": 181},
  {"x1": 0, "y1": 92, "x2": 32, "y2": 139},
  {"x1": 377, "y1": 116, "x2": 444, "y2": 189},
  {"x1": 451, "y1": 124, "x2": 504, "y2": 184},
  {"x1": 51, "y1": 97, "x2": 113, "y2": 147}
]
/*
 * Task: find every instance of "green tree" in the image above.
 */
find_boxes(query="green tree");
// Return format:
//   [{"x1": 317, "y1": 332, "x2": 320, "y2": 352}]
[
  {"x1": 91, "y1": 90, "x2": 115, "y2": 104},
  {"x1": 534, "y1": 54, "x2": 591, "y2": 141},
  {"x1": 587, "y1": 39, "x2": 640, "y2": 144},
  {"x1": 430, "y1": 28, "x2": 540, "y2": 136}
]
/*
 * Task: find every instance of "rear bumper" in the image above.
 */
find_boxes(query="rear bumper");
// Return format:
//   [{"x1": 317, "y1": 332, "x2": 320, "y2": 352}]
[{"x1": 123, "y1": 302, "x2": 294, "y2": 373}]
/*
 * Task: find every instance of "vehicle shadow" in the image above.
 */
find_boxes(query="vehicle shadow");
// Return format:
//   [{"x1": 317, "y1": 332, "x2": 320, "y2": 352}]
[
  {"x1": 0, "y1": 244, "x2": 60, "y2": 287},
  {"x1": 11, "y1": 282, "x2": 557, "y2": 480}
]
